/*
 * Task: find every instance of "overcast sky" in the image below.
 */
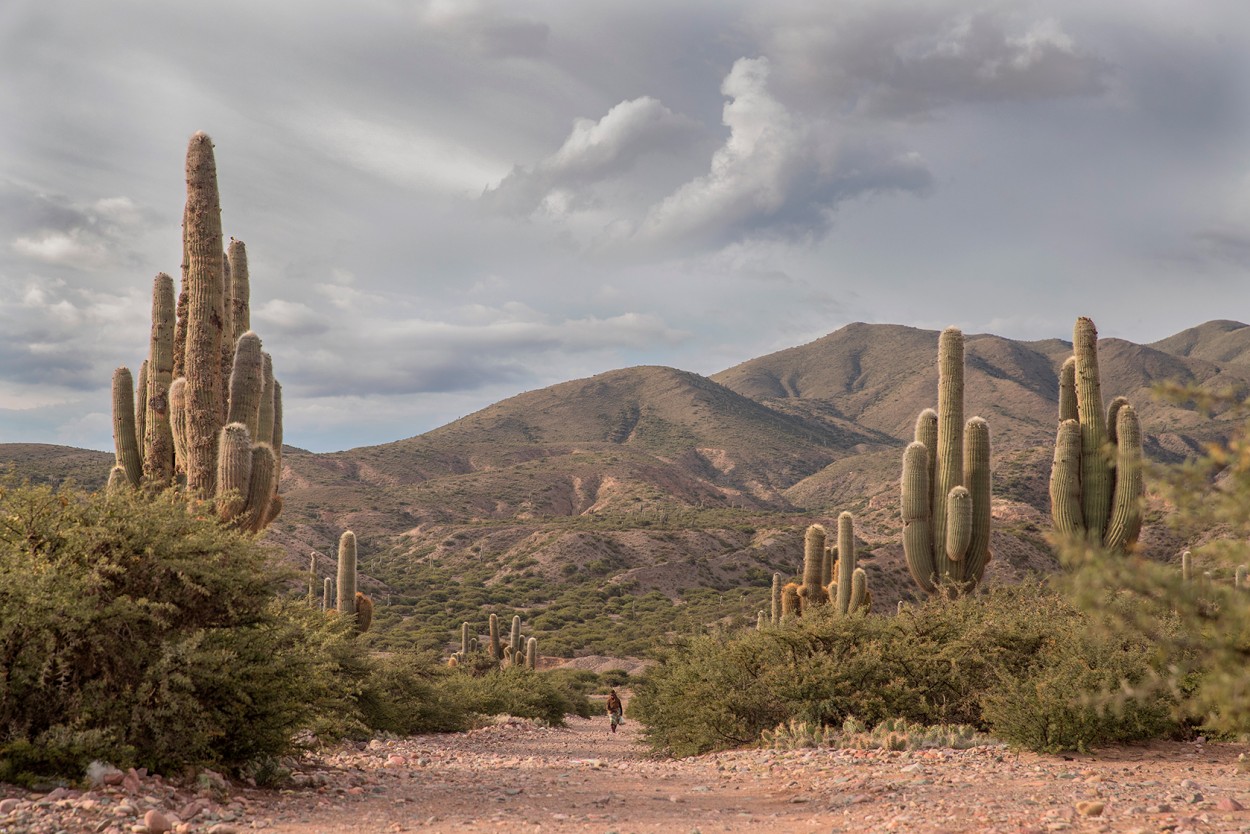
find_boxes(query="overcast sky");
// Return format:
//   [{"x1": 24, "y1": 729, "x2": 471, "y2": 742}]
[{"x1": 2, "y1": 0, "x2": 1249, "y2": 453}]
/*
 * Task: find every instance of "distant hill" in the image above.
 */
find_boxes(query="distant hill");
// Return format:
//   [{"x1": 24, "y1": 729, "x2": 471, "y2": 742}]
[{"x1": 4, "y1": 320, "x2": 1245, "y2": 657}]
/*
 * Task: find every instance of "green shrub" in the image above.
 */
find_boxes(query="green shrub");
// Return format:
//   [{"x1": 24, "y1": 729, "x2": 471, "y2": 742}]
[
  {"x1": 0, "y1": 482, "x2": 361, "y2": 780},
  {"x1": 435, "y1": 667, "x2": 593, "y2": 726},
  {"x1": 630, "y1": 582, "x2": 1175, "y2": 757},
  {"x1": 354, "y1": 650, "x2": 474, "y2": 736}
]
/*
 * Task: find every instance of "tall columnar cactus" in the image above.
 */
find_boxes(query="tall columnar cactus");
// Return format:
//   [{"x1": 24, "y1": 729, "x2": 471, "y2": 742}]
[
  {"x1": 489, "y1": 613, "x2": 501, "y2": 660},
  {"x1": 1049, "y1": 317, "x2": 1144, "y2": 554},
  {"x1": 108, "y1": 134, "x2": 282, "y2": 530},
  {"x1": 798, "y1": 524, "x2": 830, "y2": 611},
  {"x1": 461, "y1": 622, "x2": 471, "y2": 656},
  {"x1": 525, "y1": 637, "x2": 537, "y2": 670},
  {"x1": 182, "y1": 132, "x2": 227, "y2": 496},
  {"x1": 510, "y1": 615, "x2": 522, "y2": 657},
  {"x1": 770, "y1": 573, "x2": 781, "y2": 625},
  {"x1": 1181, "y1": 550, "x2": 1193, "y2": 582},
  {"x1": 111, "y1": 368, "x2": 142, "y2": 488},
  {"x1": 337, "y1": 531, "x2": 358, "y2": 616},
  {"x1": 323, "y1": 577, "x2": 332, "y2": 611},
  {"x1": 900, "y1": 328, "x2": 992, "y2": 594}
]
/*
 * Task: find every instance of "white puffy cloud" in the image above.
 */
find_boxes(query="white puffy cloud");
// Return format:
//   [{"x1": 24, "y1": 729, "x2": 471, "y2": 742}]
[
  {"x1": 631, "y1": 57, "x2": 931, "y2": 252},
  {"x1": 483, "y1": 96, "x2": 700, "y2": 215}
]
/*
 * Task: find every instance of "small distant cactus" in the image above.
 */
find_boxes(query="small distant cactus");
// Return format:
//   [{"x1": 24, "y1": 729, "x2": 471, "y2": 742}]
[
  {"x1": 1181, "y1": 550, "x2": 1193, "y2": 582},
  {"x1": 770, "y1": 573, "x2": 781, "y2": 625},
  {"x1": 322, "y1": 577, "x2": 332, "y2": 611},
  {"x1": 826, "y1": 512, "x2": 869, "y2": 615},
  {"x1": 489, "y1": 613, "x2": 501, "y2": 660},
  {"x1": 1049, "y1": 317, "x2": 1143, "y2": 554}
]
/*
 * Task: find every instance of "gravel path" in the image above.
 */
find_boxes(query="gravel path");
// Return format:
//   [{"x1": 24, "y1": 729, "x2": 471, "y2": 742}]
[{"x1": 6, "y1": 717, "x2": 1250, "y2": 833}]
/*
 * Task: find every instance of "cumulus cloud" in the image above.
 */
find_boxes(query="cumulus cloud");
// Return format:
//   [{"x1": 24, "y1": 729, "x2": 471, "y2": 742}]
[
  {"x1": 4, "y1": 186, "x2": 159, "y2": 272},
  {"x1": 631, "y1": 57, "x2": 931, "y2": 252},
  {"x1": 483, "y1": 96, "x2": 700, "y2": 215},
  {"x1": 759, "y1": 5, "x2": 1109, "y2": 118}
]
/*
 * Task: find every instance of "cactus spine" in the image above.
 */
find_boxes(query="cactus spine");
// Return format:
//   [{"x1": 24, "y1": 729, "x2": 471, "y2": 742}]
[
  {"x1": 111, "y1": 368, "x2": 142, "y2": 488},
  {"x1": 337, "y1": 531, "x2": 357, "y2": 616},
  {"x1": 1048, "y1": 318, "x2": 1144, "y2": 553},
  {"x1": 900, "y1": 328, "x2": 992, "y2": 595},
  {"x1": 799, "y1": 524, "x2": 830, "y2": 611}
]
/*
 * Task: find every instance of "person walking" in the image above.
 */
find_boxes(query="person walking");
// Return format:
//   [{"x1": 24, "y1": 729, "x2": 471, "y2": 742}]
[{"x1": 606, "y1": 689, "x2": 623, "y2": 734}]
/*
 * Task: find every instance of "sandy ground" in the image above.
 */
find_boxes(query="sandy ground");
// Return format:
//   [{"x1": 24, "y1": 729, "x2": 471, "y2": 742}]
[{"x1": 8, "y1": 713, "x2": 1250, "y2": 833}]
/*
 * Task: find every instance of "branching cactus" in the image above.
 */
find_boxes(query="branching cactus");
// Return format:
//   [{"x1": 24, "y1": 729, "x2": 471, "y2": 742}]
[
  {"x1": 1049, "y1": 317, "x2": 1144, "y2": 554},
  {"x1": 798, "y1": 524, "x2": 830, "y2": 612},
  {"x1": 900, "y1": 327, "x2": 993, "y2": 595},
  {"x1": 108, "y1": 134, "x2": 283, "y2": 531}
]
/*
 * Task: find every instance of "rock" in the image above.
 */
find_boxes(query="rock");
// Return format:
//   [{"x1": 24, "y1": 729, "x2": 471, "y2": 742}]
[
  {"x1": 206, "y1": 825, "x2": 238, "y2": 834},
  {"x1": 1075, "y1": 801, "x2": 1105, "y2": 817},
  {"x1": 144, "y1": 810, "x2": 172, "y2": 833},
  {"x1": 0, "y1": 798, "x2": 19, "y2": 814},
  {"x1": 1217, "y1": 797, "x2": 1245, "y2": 812}
]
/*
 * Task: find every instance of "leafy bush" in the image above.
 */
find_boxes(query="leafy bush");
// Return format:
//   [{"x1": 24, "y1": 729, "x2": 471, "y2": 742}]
[
  {"x1": 630, "y1": 582, "x2": 1176, "y2": 757},
  {"x1": 0, "y1": 483, "x2": 361, "y2": 781},
  {"x1": 434, "y1": 667, "x2": 594, "y2": 726}
]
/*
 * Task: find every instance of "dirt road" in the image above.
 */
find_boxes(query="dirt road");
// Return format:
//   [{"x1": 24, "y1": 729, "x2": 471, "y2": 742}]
[{"x1": 8, "y1": 716, "x2": 1250, "y2": 833}]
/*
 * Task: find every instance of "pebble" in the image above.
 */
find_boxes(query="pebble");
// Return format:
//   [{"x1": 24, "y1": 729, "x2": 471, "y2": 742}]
[
  {"x1": 1075, "y1": 801, "x2": 1105, "y2": 817},
  {"x1": 143, "y1": 809, "x2": 172, "y2": 833}
]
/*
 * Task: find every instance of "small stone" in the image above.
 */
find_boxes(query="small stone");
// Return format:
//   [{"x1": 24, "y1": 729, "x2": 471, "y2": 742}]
[
  {"x1": 0, "y1": 798, "x2": 19, "y2": 814},
  {"x1": 144, "y1": 809, "x2": 172, "y2": 833},
  {"x1": 1076, "y1": 801, "x2": 1105, "y2": 817},
  {"x1": 206, "y1": 825, "x2": 238, "y2": 834}
]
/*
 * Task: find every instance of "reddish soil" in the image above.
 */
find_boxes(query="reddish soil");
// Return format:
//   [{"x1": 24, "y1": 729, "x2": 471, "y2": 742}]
[{"x1": 8, "y1": 715, "x2": 1250, "y2": 833}]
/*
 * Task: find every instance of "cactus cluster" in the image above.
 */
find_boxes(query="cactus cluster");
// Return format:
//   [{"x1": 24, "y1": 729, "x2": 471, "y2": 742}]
[
  {"x1": 451, "y1": 613, "x2": 536, "y2": 670},
  {"x1": 109, "y1": 133, "x2": 282, "y2": 533},
  {"x1": 773, "y1": 515, "x2": 870, "y2": 622},
  {"x1": 1049, "y1": 317, "x2": 1144, "y2": 554},
  {"x1": 900, "y1": 327, "x2": 992, "y2": 595}
]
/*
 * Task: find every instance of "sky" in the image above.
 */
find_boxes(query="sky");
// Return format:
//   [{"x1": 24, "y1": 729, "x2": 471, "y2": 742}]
[{"x1": 2, "y1": 0, "x2": 1249, "y2": 453}]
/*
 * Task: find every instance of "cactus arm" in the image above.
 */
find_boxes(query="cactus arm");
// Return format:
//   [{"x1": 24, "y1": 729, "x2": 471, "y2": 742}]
[
  {"x1": 111, "y1": 367, "x2": 143, "y2": 488},
  {"x1": 1058, "y1": 357, "x2": 1077, "y2": 423},
  {"x1": 239, "y1": 443, "x2": 275, "y2": 533},
  {"x1": 849, "y1": 567, "x2": 867, "y2": 613},
  {"x1": 1103, "y1": 404, "x2": 1143, "y2": 552},
  {"x1": 136, "y1": 360, "x2": 148, "y2": 464},
  {"x1": 836, "y1": 512, "x2": 855, "y2": 614},
  {"x1": 143, "y1": 273, "x2": 177, "y2": 484},
  {"x1": 901, "y1": 441, "x2": 936, "y2": 593},
  {"x1": 214, "y1": 423, "x2": 252, "y2": 523},
  {"x1": 944, "y1": 486, "x2": 972, "y2": 585},
  {"x1": 227, "y1": 332, "x2": 265, "y2": 438},
  {"x1": 525, "y1": 637, "x2": 537, "y2": 670},
  {"x1": 799, "y1": 524, "x2": 829, "y2": 611},
  {"x1": 780, "y1": 583, "x2": 800, "y2": 620},
  {"x1": 963, "y1": 416, "x2": 992, "y2": 582},
  {"x1": 1049, "y1": 419, "x2": 1083, "y2": 537}
]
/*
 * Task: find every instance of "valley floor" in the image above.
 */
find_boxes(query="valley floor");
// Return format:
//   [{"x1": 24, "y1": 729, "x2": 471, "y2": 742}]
[{"x1": 8, "y1": 719, "x2": 1250, "y2": 833}]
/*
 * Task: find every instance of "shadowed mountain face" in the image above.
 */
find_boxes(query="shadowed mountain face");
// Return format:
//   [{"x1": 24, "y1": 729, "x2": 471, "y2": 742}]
[{"x1": 4, "y1": 320, "x2": 1246, "y2": 643}]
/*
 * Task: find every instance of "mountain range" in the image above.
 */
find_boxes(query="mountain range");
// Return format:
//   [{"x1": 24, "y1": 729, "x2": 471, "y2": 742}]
[{"x1": 7, "y1": 319, "x2": 1249, "y2": 651}]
